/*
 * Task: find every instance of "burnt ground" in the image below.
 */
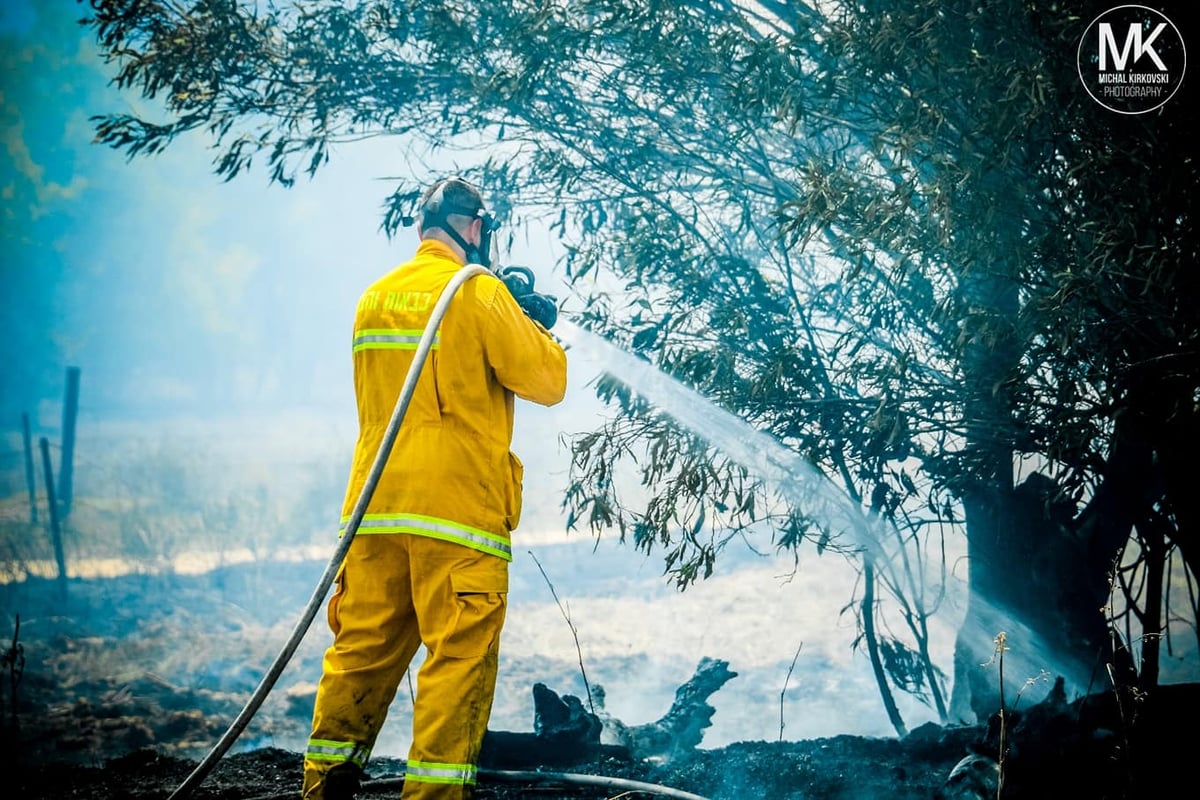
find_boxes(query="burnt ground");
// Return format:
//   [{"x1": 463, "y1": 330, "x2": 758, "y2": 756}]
[
  {"x1": 2, "y1": 565, "x2": 1197, "y2": 799},
  {"x1": 6, "y1": 690, "x2": 1198, "y2": 800}
]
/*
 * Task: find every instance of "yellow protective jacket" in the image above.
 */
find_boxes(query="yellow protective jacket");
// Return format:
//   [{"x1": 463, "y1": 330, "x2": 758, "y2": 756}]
[{"x1": 340, "y1": 239, "x2": 567, "y2": 560}]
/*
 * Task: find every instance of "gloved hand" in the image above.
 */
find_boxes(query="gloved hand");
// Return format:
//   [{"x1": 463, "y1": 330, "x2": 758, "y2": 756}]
[
  {"x1": 497, "y1": 266, "x2": 559, "y2": 330},
  {"x1": 516, "y1": 291, "x2": 558, "y2": 330}
]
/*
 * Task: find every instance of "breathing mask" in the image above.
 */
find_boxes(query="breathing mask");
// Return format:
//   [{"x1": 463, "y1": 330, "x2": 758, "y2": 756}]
[{"x1": 412, "y1": 178, "x2": 499, "y2": 268}]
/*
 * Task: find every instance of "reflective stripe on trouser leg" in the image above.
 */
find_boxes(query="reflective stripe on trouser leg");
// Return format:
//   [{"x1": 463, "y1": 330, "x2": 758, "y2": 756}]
[
  {"x1": 304, "y1": 535, "x2": 423, "y2": 800},
  {"x1": 402, "y1": 536, "x2": 507, "y2": 800},
  {"x1": 406, "y1": 759, "x2": 478, "y2": 785},
  {"x1": 306, "y1": 738, "x2": 371, "y2": 768}
]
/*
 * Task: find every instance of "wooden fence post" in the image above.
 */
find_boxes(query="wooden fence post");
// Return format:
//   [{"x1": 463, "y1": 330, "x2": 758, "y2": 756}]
[
  {"x1": 38, "y1": 437, "x2": 67, "y2": 602},
  {"x1": 21, "y1": 413, "x2": 37, "y2": 525},
  {"x1": 59, "y1": 366, "x2": 81, "y2": 519}
]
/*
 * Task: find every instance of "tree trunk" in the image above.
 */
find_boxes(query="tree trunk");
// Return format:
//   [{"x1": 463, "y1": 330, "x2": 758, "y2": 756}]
[
  {"x1": 948, "y1": 243, "x2": 1022, "y2": 724},
  {"x1": 952, "y1": 396, "x2": 1166, "y2": 723},
  {"x1": 862, "y1": 559, "x2": 907, "y2": 736}
]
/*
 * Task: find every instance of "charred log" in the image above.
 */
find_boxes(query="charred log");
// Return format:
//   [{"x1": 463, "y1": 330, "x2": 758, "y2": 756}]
[
  {"x1": 618, "y1": 657, "x2": 737, "y2": 762},
  {"x1": 479, "y1": 682, "x2": 628, "y2": 769},
  {"x1": 480, "y1": 658, "x2": 737, "y2": 769}
]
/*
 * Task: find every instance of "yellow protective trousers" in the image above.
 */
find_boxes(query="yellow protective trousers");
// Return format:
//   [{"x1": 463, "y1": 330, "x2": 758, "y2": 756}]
[{"x1": 303, "y1": 534, "x2": 508, "y2": 800}]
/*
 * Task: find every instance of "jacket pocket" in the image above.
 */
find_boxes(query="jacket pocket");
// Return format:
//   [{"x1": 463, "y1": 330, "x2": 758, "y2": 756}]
[
  {"x1": 441, "y1": 564, "x2": 509, "y2": 659},
  {"x1": 504, "y1": 451, "x2": 524, "y2": 532},
  {"x1": 327, "y1": 563, "x2": 347, "y2": 636}
]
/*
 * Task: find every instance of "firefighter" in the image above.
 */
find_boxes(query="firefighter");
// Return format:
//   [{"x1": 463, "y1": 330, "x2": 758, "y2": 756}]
[{"x1": 303, "y1": 177, "x2": 568, "y2": 799}]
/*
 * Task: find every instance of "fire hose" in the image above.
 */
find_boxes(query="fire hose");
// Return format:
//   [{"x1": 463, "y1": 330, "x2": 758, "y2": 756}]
[
  {"x1": 167, "y1": 263, "x2": 711, "y2": 800},
  {"x1": 240, "y1": 770, "x2": 712, "y2": 800}
]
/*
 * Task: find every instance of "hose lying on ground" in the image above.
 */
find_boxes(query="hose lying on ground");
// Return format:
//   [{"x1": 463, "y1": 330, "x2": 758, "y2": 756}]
[
  {"x1": 240, "y1": 768, "x2": 713, "y2": 800},
  {"x1": 166, "y1": 264, "x2": 489, "y2": 800},
  {"x1": 484, "y1": 769, "x2": 712, "y2": 800}
]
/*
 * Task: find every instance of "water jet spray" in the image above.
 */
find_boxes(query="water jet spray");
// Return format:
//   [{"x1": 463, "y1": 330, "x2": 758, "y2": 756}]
[{"x1": 555, "y1": 320, "x2": 889, "y2": 561}]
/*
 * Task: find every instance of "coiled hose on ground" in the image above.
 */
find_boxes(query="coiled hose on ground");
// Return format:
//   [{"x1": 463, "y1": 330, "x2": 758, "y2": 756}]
[{"x1": 166, "y1": 263, "x2": 711, "y2": 800}]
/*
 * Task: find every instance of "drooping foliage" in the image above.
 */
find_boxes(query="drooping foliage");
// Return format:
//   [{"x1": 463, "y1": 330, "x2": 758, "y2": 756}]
[{"x1": 81, "y1": 0, "x2": 1198, "y2": 730}]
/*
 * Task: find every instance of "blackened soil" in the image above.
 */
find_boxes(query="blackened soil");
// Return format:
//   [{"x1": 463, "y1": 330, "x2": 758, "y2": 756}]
[
  {"x1": 3, "y1": 568, "x2": 1196, "y2": 799},
  {"x1": 8, "y1": 693, "x2": 1197, "y2": 800},
  {"x1": 8, "y1": 731, "x2": 981, "y2": 800}
]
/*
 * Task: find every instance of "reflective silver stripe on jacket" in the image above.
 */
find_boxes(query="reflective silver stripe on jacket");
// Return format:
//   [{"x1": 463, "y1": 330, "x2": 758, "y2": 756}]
[
  {"x1": 305, "y1": 738, "x2": 371, "y2": 768},
  {"x1": 340, "y1": 513, "x2": 513, "y2": 561},
  {"x1": 352, "y1": 328, "x2": 437, "y2": 352},
  {"x1": 405, "y1": 759, "x2": 477, "y2": 786}
]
